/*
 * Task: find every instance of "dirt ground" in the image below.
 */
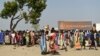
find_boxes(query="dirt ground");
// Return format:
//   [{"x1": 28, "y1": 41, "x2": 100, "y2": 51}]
[{"x1": 0, "y1": 45, "x2": 100, "y2": 56}]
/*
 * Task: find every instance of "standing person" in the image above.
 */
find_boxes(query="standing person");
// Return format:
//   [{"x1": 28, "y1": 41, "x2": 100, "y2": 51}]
[
  {"x1": 96, "y1": 32, "x2": 100, "y2": 46},
  {"x1": 85, "y1": 31, "x2": 90, "y2": 47},
  {"x1": 82, "y1": 30, "x2": 89, "y2": 49},
  {"x1": 29, "y1": 31, "x2": 35, "y2": 46},
  {"x1": 0, "y1": 30, "x2": 4, "y2": 44},
  {"x1": 70, "y1": 30, "x2": 74, "y2": 48},
  {"x1": 99, "y1": 31, "x2": 100, "y2": 46},
  {"x1": 63, "y1": 31, "x2": 68, "y2": 51},
  {"x1": 59, "y1": 30, "x2": 67, "y2": 51},
  {"x1": 23, "y1": 31, "x2": 26, "y2": 45},
  {"x1": 40, "y1": 30, "x2": 47, "y2": 55},
  {"x1": 25, "y1": 30, "x2": 30, "y2": 47},
  {"x1": 74, "y1": 29, "x2": 81, "y2": 50},
  {"x1": 55, "y1": 31, "x2": 59, "y2": 46},
  {"x1": 94, "y1": 33, "x2": 98, "y2": 50},
  {"x1": 15, "y1": 31, "x2": 20, "y2": 46},
  {"x1": 89, "y1": 30, "x2": 98, "y2": 50},
  {"x1": 4, "y1": 32, "x2": 10, "y2": 45},
  {"x1": 67, "y1": 30, "x2": 70, "y2": 46},
  {"x1": 69, "y1": 30, "x2": 74, "y2": 48},
  {"x1": 89, "y1": 30, "x2": 94, "y2": 49},
  {"x1": 89, "y1": 24, "x2": 98, "y2": 50},
  {"x1": 49, "y1": 28, "x2": 59, "y2": 54},
  {"x1": 79, "y1": 30, "x2": 83, "y2": 49},
  {"x1": 19, "y1": 31, "x2": 23, "y2": 46},
  {"x1": 59, "y1": 30, "x2": 64, "y2": 50},
  {"x1": 11, "y1": 31, "x2": 16, "y2": 45},
  {"x1": 45, "y1": 31, "x2": 50, "y2": 53}
]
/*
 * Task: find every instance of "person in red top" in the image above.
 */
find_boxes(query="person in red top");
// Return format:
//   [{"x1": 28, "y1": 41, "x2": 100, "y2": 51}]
[
  {"x1": 49, "y1": 28, "x2": 59, "y2": 54},
  {"x1": 15, "y1": 32, "x2": 20, "y2": 46}
]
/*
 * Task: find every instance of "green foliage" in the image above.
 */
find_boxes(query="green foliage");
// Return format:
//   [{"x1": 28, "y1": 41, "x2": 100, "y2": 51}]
[
  {"x1": 1, "y1": 1, "x2": 18, "y2": 18},
  {"x1": 15, "y1": 0, "x2": 26, "y2": 8},
  {"x1": 27, "y1": 0, "x2": 47, "y2": 24},
  {"x1": 0, "y1": 0, "x2": 47, "y2": 30},
  {"x1": 27, "y1": 0, "x2": 46, "y2": 12}
]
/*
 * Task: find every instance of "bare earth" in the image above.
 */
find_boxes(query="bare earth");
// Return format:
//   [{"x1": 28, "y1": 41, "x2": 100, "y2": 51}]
[{"x1": 0, "y1": 45, "x2": 100, "y2": 56}]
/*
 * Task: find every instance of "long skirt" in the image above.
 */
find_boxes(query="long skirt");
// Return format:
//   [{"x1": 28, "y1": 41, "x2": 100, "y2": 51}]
[
  {"x1": 11, "y1": 37, "x2": 17, "y2": 44},
  {"x1": 40, "y1": 37, "x2": 47, "y2": 53},
  {"x1": 75, "y1": 42, "x2": 81, "y2": 49},
  {"x1": 46, "y1": 41, "x2": 50, "y2": 52},
  {"x1": 75, "y1": 39, "x2": 81, "y2": 49},
  {"x1": 5, "y1": 36, "x2": 10, "y2": 44},
  {"x1": 49, "y1": 40, "x2": 58, "y2": 52},
  {"x1": 49, "y1": 43, "x2": 58, "y2": 52},
  {"x1": 60, "y1": 39, "x2": 64, "y2": 49}
]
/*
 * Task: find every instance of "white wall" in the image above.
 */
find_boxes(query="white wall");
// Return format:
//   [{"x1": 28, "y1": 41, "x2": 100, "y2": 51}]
[{"x1": 96, "y1": 23, "x2": 100, "y2": 31}]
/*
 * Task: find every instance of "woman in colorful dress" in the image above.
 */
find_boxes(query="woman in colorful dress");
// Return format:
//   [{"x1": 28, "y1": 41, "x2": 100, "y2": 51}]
[
  {"x1": 49, "y1": 28, "x2": 58, "y2": 54},
  {"x1": 74, "y1": 29, "x2": 81, "y2": 50}
]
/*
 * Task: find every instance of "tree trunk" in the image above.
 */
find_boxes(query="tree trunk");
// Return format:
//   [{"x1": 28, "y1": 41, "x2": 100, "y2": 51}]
[
  {"x1": 10, "y1": 9, "x2": 23, "y2": 31},
  {"x1": 10, "y1": 16, "x2": 14, "y2": 31},
  {"x1": 10, "y1": 17, "x2": 22, "y2": 31},
  {"x1": 12, "y1": 18, "x2": 23, "y2": 30}
]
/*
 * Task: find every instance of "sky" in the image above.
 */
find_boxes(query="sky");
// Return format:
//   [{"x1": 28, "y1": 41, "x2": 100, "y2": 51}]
[{"x1": 0, "y1": 0, "x2": 100, "y2": 30}]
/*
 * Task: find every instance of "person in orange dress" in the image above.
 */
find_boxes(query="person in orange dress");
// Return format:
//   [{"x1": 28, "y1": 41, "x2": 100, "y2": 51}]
[{"x1": 74, "y1": 29, "x2": 81, "y2": 50}]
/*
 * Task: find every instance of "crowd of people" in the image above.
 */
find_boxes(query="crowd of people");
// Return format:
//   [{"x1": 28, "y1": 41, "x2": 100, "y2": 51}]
[
  {"x1": 39, "y1": 27, "x2": 100, "y2": 55},
  {"x1": 0, "y1": 30, "x2": 40, "y2": 47},
  {"x1": 0, "y1": 26, "x2": 100, "y2": 55}
]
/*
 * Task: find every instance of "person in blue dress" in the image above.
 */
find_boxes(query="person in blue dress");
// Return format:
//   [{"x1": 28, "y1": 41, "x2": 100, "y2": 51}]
[
  {"x1": 40, "y1": 30, "x2": 47, "y2": 55},
  {"x1": 0, "y1": 30, "x2": 4, "y2": 44}
]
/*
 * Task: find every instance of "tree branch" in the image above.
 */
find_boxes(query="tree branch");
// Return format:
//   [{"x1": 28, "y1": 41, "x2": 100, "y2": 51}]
[
  {"x1": 12, "y1": 18, "x2": 23, "y2": 30},
  {"x1": 10, "y1": 16, "x2": 14, "y2": 31},
  {"x1": 13, "y1": 15, "x2": 20, "y2": 20}
]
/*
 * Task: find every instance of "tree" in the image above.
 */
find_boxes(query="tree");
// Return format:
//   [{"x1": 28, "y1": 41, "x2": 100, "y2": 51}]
[{"x1": 0, "y1": 0, "x2": 47, "y2": 31}]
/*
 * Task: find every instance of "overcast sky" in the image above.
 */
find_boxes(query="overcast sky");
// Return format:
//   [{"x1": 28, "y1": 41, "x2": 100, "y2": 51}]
[{"x1": 0, "y1": 0, "x2": 100, "y2": 30}]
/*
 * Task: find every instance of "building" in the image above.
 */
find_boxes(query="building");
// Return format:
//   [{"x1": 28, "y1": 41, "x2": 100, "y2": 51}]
[{"x1": 58, "y1": 21, "x2": 92, "y2": 30}]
